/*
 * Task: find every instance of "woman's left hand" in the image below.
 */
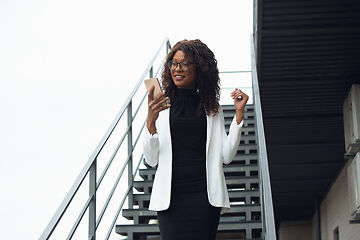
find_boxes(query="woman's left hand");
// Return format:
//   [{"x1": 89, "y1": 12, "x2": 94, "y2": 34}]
[
  {"x1": 231, "y1": 88, "x2": 249, "y2": 124},
  {"x1": 231, "y1": 88, "x2": 249, "y2": 111}
]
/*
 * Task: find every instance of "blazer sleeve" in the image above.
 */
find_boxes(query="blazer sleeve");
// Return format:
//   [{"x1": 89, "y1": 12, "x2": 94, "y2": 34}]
[
  {"x1": 143, "y1": 128, "x2": 160, "y2": 167},
  {"x1": 221, "y1": 109, "x2": 244, "y2": 164}
]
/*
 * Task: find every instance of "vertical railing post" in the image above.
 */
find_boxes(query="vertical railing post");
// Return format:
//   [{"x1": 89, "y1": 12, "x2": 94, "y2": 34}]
[
  {"x1": 127, "y1": 102, "x2": 133, "y2": 209},
  {"x1": 149, "y1": 66, "x2": 153, "y2": 78},
  {"x1": 89, "y1": 159, "x2": 97, "y2": 240},
  {"x1": 166, "y1": 39, "x2": 171, "y2": 56},
  {"x1": 166, "y1": 40, "x2": 171, "y2": 54}
]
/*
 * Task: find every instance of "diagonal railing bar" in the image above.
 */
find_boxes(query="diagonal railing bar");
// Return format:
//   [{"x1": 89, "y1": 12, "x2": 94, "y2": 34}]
[
  {"x1": 133, "y1": 92, "x2": 148, "y2": 120},
  {"x1": 96, "y1": 155, "x2": 128, "y2": 229},
  {"x1": 105, "y1": 185, "x2": 131, "y2": 240},
  {"x1": 250, "y1": 35, "x2": 276, "y2": 240},
  {"x1": 40, "y1": 38, "x2": 171, "y2": 240},
  {"x1": 132, "y1": 119, "x2": 147, "y2": 153},
  {"x1": 66, "y1": 194, "x2": 94, "y2": 240}
]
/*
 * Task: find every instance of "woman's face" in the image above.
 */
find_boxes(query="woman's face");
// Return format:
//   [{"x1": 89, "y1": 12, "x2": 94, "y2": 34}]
[{"x1": 170, "y1": 50, "x2": 197, "y2": 89}]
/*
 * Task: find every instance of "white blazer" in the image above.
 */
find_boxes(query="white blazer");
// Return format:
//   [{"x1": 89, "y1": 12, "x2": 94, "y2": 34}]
[{"x1": 142, "y1": 106, "x2": 243, "y2": 214}]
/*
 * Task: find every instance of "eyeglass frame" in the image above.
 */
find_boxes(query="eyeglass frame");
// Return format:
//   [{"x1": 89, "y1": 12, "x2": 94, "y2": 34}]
[{"x1": 167, "y1": 60, "x2": 195, "y2": 71}]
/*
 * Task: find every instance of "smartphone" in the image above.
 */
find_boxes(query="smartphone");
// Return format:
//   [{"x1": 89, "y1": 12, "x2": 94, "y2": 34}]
[{"x1": 144, "y1": 78, "x2": 167, "y2": 107}]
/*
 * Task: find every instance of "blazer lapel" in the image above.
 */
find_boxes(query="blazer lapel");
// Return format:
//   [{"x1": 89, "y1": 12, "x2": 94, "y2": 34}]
[
  {"x1": 162, "y1": 108, "x2": 171, "y2": 140},
  {"x1": 206, "y1": 115, "x2": 213, "y2": 156}
]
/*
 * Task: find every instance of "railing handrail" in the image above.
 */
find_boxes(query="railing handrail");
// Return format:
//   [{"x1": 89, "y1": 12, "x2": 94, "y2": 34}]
[
  {"x1": 39, "y1": 38, "x2": 171, "y2": 240},
  {"x1": 219, "y1": 70, "x2": 251, "y2": 73},
  {"x1": 250, "y1": 34, "x2": 277, "y2": 240}
]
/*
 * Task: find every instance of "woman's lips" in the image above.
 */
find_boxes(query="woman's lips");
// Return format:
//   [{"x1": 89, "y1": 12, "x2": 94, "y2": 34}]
[{"x1": 174, "y1": 75, "x2": 184, "y2": 80}]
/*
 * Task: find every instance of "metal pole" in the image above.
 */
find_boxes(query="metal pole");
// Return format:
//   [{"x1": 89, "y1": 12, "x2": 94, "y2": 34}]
[
  {"x1": 89, "y1": 159, "x2": 97, "y2": 240},
  {"x1": 127, "y1": 102, "x2": 133, "y2": 208},
  {"x1": 315, "y1": 197, "x2": 322, "y2": 240},
  {"x1": 149, "y1": 67, "x2": 153, "y2": 79},
  {"x1": 166, "y1": 40, "x2": 170, "y2": 54}
]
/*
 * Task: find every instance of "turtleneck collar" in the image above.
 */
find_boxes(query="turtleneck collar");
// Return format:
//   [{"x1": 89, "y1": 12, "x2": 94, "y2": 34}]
[{"x1": 176, "y1": 88, "x2": 199, "y2": 99}]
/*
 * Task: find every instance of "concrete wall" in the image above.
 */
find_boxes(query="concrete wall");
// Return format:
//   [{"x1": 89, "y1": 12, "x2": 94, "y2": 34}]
[
  {"x1": 278, "y1": 220, "x2": 312, "y2": 240},
  {"x1": 278, "y1": 158, "x2": 360, "y2": 240},
  {"x1": 319, "y1": 158, "x2": 360, "y2": 240}
]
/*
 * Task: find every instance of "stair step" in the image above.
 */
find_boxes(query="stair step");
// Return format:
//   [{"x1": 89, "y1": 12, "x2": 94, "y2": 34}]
[
  {"x1": 223, "y1": 164, "x2": 259, "y2": 175},
  {"x1": 232, "y1": 154, "x2": 258, "y2": 165},
  {"x1": 236, "y1": 144, "x2": 258, "y2": 155},
  {"x1": 226, "y1": 127, "x2": 257, "y2": 135},
  {"x1": 115, "y1": 220, "x2": 262, "y2": 237},
  {"x1": 223, "y1": 108, "x2": 255, "y2": 115},
  {"x1": 237, "y1": 134, "x2": 257, "y2": 144},
  {"x1": 224, "y1": 117, "x2": 255, "y2": 125},
  {"x1": 226, "y1": 177, "x2": 260, "y2": 190},
  {"x1": 122, "y1": 208, "x2": 155, "y2": 224},
  {"x1": 133, "y1": 181, "x2": 153, "y2": 194},
  {"x1": 234, "y1": 152, "x2": 258, "y2": 159},
  {"x1": 222, "y1": 105, "x2": 254, "y2": 115},
  {"x1": 133, "y1": 193, "x2": 150, "y2": 208},
  {"x1": 228, "y1": 190, "x2": 260, "y2": 202},
  {"x1": 224, "y1": 119, "x2": 255, "y2": 126}
]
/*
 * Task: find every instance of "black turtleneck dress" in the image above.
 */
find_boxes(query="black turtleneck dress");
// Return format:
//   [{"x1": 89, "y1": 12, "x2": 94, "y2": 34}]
[{"x1": 156, "y1": 88, "x2": 221, "y2": 240}]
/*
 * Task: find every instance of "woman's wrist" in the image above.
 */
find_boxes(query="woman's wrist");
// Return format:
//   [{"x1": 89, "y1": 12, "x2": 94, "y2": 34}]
[
  {"x1": 146, "y1": 120, "x2": 157, "y2": 135},
  {"x1": 235, "y1": 109, "x2": 244, "y2": 125}
]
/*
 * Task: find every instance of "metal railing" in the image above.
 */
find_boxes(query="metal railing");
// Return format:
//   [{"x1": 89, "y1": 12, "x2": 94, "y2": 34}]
[
  {"x1": 250, "y1": 35, "x2": 277, "y2": 240},
  {"x1": 39, "y1": 38, "x2": 171, "y2": 240}
]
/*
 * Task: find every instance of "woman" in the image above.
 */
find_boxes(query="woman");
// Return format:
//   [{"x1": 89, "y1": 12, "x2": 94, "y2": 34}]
[{"x1": 143, "y1": 39, "x2": 249, "y2": 240}]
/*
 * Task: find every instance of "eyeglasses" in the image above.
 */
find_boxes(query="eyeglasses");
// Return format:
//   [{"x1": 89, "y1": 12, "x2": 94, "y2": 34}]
[{"x1": 167, "y1": 61, "x2": 195, "y2": 71}]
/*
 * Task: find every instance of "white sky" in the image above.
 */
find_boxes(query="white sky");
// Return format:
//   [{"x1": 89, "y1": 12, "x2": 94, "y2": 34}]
[{"x1": 0, "y1": 0, "x2": 253, "y2": 239}]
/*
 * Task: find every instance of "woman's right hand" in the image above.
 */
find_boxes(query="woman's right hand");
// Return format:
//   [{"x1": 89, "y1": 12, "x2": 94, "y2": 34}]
[{"x1": 146, "y1": 86, "x2": 170, "y2": 135}]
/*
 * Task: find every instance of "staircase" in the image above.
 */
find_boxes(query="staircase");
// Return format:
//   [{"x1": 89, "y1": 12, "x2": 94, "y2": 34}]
[
  {"x1": 115, "y1": 105, "x2": 263, "y2": 240},
  {"x1": 39, "y1": 38, "x2": 276, "y2": 240}
]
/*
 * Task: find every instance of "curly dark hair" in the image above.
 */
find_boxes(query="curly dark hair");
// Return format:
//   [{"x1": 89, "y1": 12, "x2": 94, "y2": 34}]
[{"x1": 161, "y1": 39, "x2": 221, "y2": 116}]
